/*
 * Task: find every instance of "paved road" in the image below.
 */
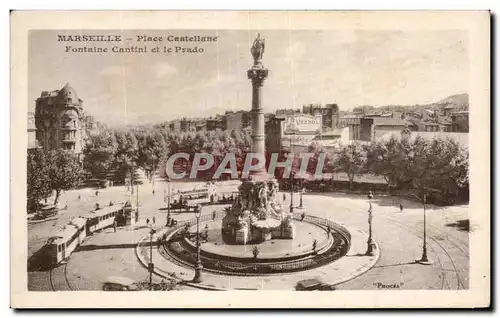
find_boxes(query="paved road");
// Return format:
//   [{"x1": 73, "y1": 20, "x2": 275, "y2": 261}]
[
  {"x1": 28, "y1": 176, "x2": 469, "y2": 291},
  {"x1": 28, "y1": 173, "x2": 232, "y2": 291}
]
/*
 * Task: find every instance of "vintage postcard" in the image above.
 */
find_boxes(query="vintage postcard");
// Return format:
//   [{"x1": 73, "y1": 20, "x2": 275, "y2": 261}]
[{"x1": 11, "y1": 11, "x2": 490, "y2": 308}]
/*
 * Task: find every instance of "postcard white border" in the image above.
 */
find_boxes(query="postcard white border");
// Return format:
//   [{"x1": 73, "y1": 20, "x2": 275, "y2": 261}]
[{"x1": 10, "y1": 10, "x2": 490, "y2": 308}]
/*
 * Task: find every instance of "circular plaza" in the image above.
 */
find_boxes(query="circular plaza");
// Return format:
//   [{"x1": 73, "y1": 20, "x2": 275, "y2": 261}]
[
  {"x1": 135, "y1": 203, "x2": 381, "y2": 290},
  {"x1": 161, "y1": 214, "x2": 351, "y2": 276}
]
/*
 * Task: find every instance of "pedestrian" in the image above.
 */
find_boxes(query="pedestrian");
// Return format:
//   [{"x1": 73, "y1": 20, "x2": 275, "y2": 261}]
[
  {"x1": 153, "y1": 216, "x2": 156, "y2": 224},
  {"x1": 95, "y1": 190, "x2": 99, "y2": 196},
  {"x1": 77, "y1": 195, "x2": 81, "y2": 201},
  {"x1": 400, "y1": 203, "x2": 404, "y2": 212},
  {"x1": 146, "y1": 218, "x2": 150, "y2": 226},
  {"x1": 113, "y1": 220, "x2": 117, "y2": 233},
  {"x1": 212, "y1": 210, "x2": 216, "y2": 222},
  {"x1": 152, "y1": 189, "x2": 156, "y2": 195},
  {"x1": 283, "y1": 193, "x2": 286, "y2": 201}
]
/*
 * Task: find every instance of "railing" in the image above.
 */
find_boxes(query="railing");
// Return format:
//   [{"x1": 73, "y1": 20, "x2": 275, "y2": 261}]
[{"x1": 162, "y1": 211, "x2": 351, "y2": 276}]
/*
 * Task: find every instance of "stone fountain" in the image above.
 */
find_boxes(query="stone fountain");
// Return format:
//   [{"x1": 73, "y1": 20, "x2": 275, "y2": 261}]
[{"x1": 221, "y1": 34, "x2": 295, "y2": 245}]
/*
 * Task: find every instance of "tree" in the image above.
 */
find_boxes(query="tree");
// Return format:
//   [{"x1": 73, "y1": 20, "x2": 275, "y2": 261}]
[
  {"x1": 27, "y1": 149, "x2": 51, "y2": 213},
  {"x1": 333, "y1": 142, "x2": 368, "y2": 189},
  {"x1": 366, "y1": 137, "x2": 405, "y2": 189},
  {"x1": 47, "y1": 150, "x2": 84, "y2": 205},
  {"x1": 366, "y1": 134, "x2": 469, "y2": 204},
  {"x1": 307, "y1": 141, "x2": 332, "y2": 176},
  {"x1": 83, "y1": 130, "x2": 117, "y2": 179},
  {"x1": 113, "y1": 130, "x2": 139, "y2": 183},
  {"x1": 136, "y1": 128, "x2": 168, "y2": 175},
  {"x1": 412, "y1": 137, "x2": 469, "y2": 203}
]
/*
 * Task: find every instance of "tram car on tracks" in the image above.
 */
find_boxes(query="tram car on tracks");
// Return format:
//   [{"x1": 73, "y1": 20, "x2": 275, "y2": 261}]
[
  {"x1": 169, "y1": 185, "x2": 238, "y2": 210},
  {"x1": 169, "y1": 186, "x2": 215, "y2": 209},
  {"x1": 83, "y1": 204, "x2": 124, "y2": 234},
  {"x1": 45, "y1": 217, "x2": 87, "y2": 265},
  {"x1": 44, "y1": 204, "x2": 126, "y2": 265}
]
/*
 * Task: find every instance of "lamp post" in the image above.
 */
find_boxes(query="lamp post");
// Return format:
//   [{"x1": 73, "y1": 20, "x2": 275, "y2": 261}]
[
  {"x1": 152, "y1": 157, "x2": 155, "y2": 189},
  {"x1": 130, "y1": 166, "x2": 134, "y2": 195},
  {"x1": 136, "y1": 173, "x2": 139, "y2": 222},
  {"x1": 365, "y1": 191, "x2": 376, "y2": 256},
  {"x1": 166, "y1": 180, "x2": 171, "y2": 224},
  {"x1": 289, "y1": 171, "x2": 295, "y2": 214},
  {"x1": 192, "y1": 205, "x2": 203, "y2": 283},
  {"x1": 299, "y1": 178, "x2": 304, "y2": 208},
  {"x1": 148, "y1": 226, "x2": 156, "y2": 291},
  {"x1": 418, "y1": 194, "x2": 433, "y2": 265}
]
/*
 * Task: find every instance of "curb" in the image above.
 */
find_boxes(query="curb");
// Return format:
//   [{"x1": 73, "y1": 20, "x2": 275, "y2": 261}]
[
  {"x1": 28, "y1": 216, "x2": 58, "y2": 224},
  {"x1": 327, "y1": 224, "x2": 381, "y2": 287},
  {"x1": 135, "y1": 211, "x2": 381, "y2": 291},
  {"x1": 135, "y1": 227, "x2": 224, "y2": 291}
]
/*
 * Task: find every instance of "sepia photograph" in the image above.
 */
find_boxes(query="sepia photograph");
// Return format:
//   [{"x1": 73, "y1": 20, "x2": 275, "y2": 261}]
[{"x1": 10, "y1": 11, "x2": 490, "y2": 308}]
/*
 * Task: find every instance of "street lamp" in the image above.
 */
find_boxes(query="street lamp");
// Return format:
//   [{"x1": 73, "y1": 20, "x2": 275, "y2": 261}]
[
  {"x1": 299, "y1": 181, "x2": 305, "y2": 208},
  {"x1": 418, "y1": 194, "x2": 433, "y2": 265},
  {"x1": 130, "y1": 166, "x2": 134, "y2": 195},
  {"x1": 136, "y1": 173, "x2": 139, "y2": 222},
  {"x1": 192, "y1": 204, "x2": 203, "y2": 283},
  {"x1": 148, "y1": 226, "x2": 156, "y2": 291},
  {"x1": 166, "y1": 180, "x2": 171, "y2": 225},
  {"x1": 289, "y1": 171, "x2": 295, "y2": 214},
  {"x1": 365, "y1": 191, "x2": 376, "y2": 256}
]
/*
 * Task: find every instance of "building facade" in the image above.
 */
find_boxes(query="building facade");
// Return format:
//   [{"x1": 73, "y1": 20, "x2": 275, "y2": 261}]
[
  {"x1": 265, "y1": 115, "x2": 285, "y2": 155},
  {"x1": 34, "y1": 83, "x2": 88, "y2": 156},
  {"x1": 265, "y1": 113, "x2": 322, "y2": 154},
  {"x1": 302, "y1": 103, "x2": 340, "y2": 130},
  {"x1": 451, "y1": 111, "x2": 469, "y2": 132},
  {"x1": 225, "y1": 110, "x2": 250, "y2": 131},
  {"x1": 371, "y1": 117, "x2": 408, "y2": 140},
  {"x1": 27, "y1": 111, "x2": 39, "y2": 149},
  {"x1": 206, "y1": 116, "x2": 227, "y2": 131}
]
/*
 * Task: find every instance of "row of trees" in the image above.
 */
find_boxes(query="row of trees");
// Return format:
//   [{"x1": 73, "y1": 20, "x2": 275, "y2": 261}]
[
  {"x1": 82, "y1": 126, "x2": 254, "y2": 182},
  {"x1": 334, "y1": 135, "x2": 469, "y2": 202},
  {"x1": 28, "y1": 123, "x2": 468, "y2": 212},
  {"x1": 27, "y1": 149, "x2": 84, "y2": 213},
  {"x1": 83, "y1": 127, "x2": 168, "y2": 182}
]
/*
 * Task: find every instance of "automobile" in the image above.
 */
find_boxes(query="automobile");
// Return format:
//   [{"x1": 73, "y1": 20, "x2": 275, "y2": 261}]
[
  {"x1": 102, "y1": 276, "x2": 138, "y2": 291},
  {"x1": 295, "y1": 278, "x2": 336, "y2": 291}
]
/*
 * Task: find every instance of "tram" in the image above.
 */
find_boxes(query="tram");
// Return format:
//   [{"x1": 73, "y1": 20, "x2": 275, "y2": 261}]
[
  {"x1": 83, "y1": 204, "x2": 124, "y2": 234},
  {"x1": 171, "y1": 186, "x2": 216, "y2": 206},
  {"x1": 169, "y1": 185, "x2": 239, "y2": 210},
  {"x1": 45, "y1": 221, "x2": 86, "y2": 265},
  {"x1": 44, "y1": 204, "x2": 125, "y2": 265}
]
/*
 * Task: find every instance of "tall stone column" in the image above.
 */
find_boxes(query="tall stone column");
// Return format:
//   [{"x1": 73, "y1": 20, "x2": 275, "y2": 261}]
[
  {"x1": 247, "y1": 68, "x2": 268, "y2": 156},
  {"x1": 222, "y1": 34, "x2": 293, "y2": 245}
]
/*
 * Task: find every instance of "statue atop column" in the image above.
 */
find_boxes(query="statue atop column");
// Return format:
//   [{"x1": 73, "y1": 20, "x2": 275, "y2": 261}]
[
  {"x1": 251, "y1": 33, "x2": 265, "y2": 68},
  {"x1": 221, "y1": 33, "x2": 295, "y2": 244}
]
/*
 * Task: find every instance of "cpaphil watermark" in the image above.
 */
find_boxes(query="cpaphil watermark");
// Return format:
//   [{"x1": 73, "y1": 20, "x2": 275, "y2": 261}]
[{"x1": 165, "y1": 152, "x2": 328, "y2": 180}]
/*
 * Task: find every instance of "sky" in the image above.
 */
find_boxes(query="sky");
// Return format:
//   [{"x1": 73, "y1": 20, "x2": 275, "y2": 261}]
[{"x1": 29, "y1": 30, "x2": 468, "y2": 126}]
